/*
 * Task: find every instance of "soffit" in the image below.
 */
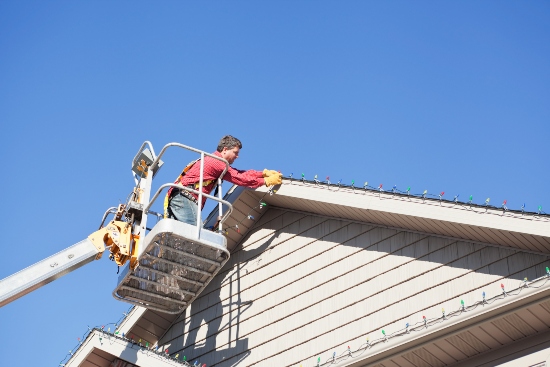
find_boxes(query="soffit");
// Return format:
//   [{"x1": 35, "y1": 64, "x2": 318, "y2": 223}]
[{"x1": 124, "y1": 308, "x2": 179, "y2": 346}]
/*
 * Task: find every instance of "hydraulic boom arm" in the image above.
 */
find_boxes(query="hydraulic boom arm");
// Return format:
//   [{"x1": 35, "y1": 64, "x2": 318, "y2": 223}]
[
  {"x1": 0, "y1": 238, "x2": 103, "y2": 307},
  {"x1": 0, "y1": 217, "x2": 136, "y2": 308}
]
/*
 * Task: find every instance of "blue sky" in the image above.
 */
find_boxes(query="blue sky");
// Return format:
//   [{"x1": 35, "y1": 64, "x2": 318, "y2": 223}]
[{"x1": 0, "y1": 2, "x2": 548, "y2": 366}]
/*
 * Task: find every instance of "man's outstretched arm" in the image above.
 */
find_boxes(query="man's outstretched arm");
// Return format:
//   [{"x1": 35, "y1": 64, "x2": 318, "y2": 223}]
[{"x1": 223, "y1": 166, "x2": 282, "y2": 188}]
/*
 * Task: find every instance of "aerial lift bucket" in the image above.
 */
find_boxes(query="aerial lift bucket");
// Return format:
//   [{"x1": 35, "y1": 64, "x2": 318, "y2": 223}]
[
  {"x1": 110, "y1": 142, "x2": 233, "y2": 314},
  {"x1": 113, "y1": 219, "x2": 230, "y2": 314}
]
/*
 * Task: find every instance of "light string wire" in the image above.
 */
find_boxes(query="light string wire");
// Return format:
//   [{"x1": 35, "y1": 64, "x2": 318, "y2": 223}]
[
  {"x1": 288, "y1": 174, "x2": 548, "y2": 218},
  {"x1": 306, "y1": 268, "x2": 550, "y2": 367},
  {"x1": 59, "y1": 305, "x2": 134, "y2": 366},
  {"x1": 62, "y1": 325, "x2": 200, "y2": 367},
  {"x1": 58, "y1": 304, "x2": 208, "y2": 366},
  {"x1": 210, "y1": 186, "x2": 275, "y2": 236}
]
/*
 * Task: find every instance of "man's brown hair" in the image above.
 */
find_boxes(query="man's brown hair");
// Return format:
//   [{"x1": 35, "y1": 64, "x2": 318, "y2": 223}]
[{"x1": 217, "y1": 135, "x2": 242, "y2": 152}]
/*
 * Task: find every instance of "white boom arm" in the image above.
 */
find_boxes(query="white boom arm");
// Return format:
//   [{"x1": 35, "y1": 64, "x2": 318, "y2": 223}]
[{"x1": 0, "y1": 239, "x2": 103, "y2": 307}]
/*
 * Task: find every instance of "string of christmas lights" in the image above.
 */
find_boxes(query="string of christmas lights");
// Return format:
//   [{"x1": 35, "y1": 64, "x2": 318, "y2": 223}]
[
  {"x1": 63, "y1": 326, "x2": 205, "y2": 366},
  {"x1": 288, "y1": 174, "x2": 548, "y2": 218},
  {"x1": 59, "y1": 305, "x2": 134, "y2": 366},
  {"x1": 58, "y1": 304, "x2": 209, "y2": 367},
  {"x1": 302, "y1": 266, "x2": 550, "y2": 367},
  {"x1": 209, "y1": 186, "x2": 275, "y2": 237}
]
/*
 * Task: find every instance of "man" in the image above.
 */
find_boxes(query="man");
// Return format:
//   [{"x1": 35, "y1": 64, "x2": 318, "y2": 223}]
[{"x1": 165, "y1": 135, "x2": 282, "y2": 226}]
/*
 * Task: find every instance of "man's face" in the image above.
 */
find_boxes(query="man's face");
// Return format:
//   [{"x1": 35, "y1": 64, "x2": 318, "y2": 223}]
[{"x1": 221, "y1": 146, "x2": 240, "y2": 165}]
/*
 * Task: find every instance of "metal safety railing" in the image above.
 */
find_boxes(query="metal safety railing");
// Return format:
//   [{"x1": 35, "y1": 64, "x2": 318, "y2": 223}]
[
  {"x1": 132, "y1": 141, "x2": 233, "y2": 237},
  {"x1": 145, "y1": 183, "x2": 233, "y2": 232}
]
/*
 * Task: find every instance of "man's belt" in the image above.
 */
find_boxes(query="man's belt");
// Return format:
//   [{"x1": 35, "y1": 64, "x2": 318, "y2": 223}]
[{"x1": 172, "y1": 185, "x2": 199, "y2": 205}]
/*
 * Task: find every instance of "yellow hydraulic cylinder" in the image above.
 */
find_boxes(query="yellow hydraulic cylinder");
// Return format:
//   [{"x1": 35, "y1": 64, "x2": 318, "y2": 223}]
[{"x1": 88, "y1": 220, "x2": 136, "y2": 267}]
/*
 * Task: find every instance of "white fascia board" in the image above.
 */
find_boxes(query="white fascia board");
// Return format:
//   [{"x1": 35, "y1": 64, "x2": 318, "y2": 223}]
[
  {"x1": 257, "y1": 182, "x2": 550, "y2": 239},
  {"x1": 66, "y1": 330, "x2": 182, "y2": 367}
]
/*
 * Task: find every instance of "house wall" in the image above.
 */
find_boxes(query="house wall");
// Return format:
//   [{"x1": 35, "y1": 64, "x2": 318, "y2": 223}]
[{"x1": 158, "y1": 208, "x2": 550, "y2": 367}]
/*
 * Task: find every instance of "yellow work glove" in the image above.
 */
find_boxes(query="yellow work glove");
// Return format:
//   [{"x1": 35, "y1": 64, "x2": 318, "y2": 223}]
[
  {"x1": 264, "y1": 172, "x2": 282, "y2": 187},
  {"x1": 262, "y1": 169, "x2": 279, "y2": 178}
]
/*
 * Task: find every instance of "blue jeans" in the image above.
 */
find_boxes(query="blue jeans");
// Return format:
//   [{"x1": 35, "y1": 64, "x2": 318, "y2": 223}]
[{"x1": 167, "y1": 192, "x2": 198, "y2": 226}]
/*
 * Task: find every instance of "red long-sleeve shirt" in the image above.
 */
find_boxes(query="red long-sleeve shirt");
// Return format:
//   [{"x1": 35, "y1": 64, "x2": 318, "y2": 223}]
[{"x1": 172, "y1": 151, "x2": 265, "y2": 208}]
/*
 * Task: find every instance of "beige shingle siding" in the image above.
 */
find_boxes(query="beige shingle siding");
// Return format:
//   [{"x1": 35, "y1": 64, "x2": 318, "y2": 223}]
[{"x1": 158, "y1": 208, "x2": 550, "y2": 367}]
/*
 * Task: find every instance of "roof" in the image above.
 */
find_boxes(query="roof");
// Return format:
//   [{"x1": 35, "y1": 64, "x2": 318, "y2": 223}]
[
  {"x1": 218, "y1": 178, "x2": 550, "y2": 256},
  {"x1": 66, "y1": 178, "x2": 550, "y2": 367}
]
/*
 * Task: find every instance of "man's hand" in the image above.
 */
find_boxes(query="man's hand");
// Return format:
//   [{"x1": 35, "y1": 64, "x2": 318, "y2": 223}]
[
  {"x1": 264, "y1": 171, "x2": 283, "y2": 187},
  {"x1": 263, "y1": 169, "x2": 279, "y2": 178}
]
